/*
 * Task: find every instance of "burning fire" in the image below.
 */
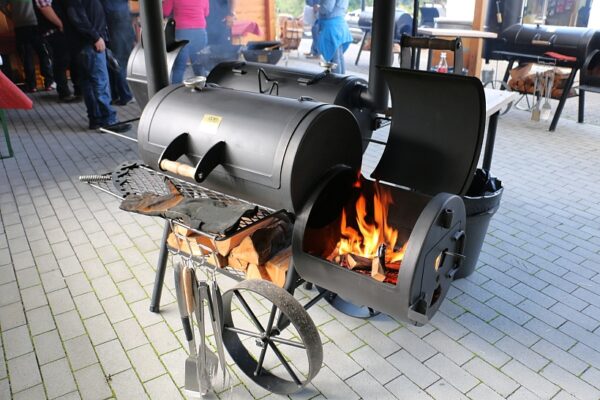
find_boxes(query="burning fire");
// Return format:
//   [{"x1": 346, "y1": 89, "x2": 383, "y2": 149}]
[{"x1": 336, "y1": 180, "x2": 406, "y2": 264}]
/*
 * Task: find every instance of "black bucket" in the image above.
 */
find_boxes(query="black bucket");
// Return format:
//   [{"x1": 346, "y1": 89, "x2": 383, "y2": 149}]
[{"x1": 454, "y1": 169, "x2": 503, "y2": 280}]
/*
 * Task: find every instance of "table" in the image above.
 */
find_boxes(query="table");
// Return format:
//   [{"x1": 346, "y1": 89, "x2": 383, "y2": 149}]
[
  {"x1": 231, "y1": 20, "x2": 261, "y2": 44},
  {"x1": 417, "y1": 28, "x2": 497, "y2": 39},
  {"x1": 482, "y1": 88, "x2": 519, "y2": 172}
]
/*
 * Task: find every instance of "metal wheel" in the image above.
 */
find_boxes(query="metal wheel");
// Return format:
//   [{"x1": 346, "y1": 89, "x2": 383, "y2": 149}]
[
  {"x1": 483, "y1": 80, "x2": 514, "y2": 115},
  {"x1": 222, "y1": 279, "x2": 322, "y2": 394}
]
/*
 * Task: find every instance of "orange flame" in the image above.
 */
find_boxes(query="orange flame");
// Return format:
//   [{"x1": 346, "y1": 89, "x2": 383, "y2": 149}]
[{"x1": 337, "y1": 181, "x2": 406, "y2": 263}]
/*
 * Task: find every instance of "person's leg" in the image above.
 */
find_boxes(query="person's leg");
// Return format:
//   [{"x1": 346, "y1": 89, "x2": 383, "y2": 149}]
[
  {"x1": 107, "y1": 10, "x2": 135, "y2": 103},
  {"x1": 29, "y1": 28, "x2": 54, "y2": 88},
  {"x1": 330, "y1": 45, "x2": 344, "y2": 74},
  {"x1": 172, "y1": 29, "x2": 192, "y2": 83},
  {"x1": 89, "y1": 50, "x2": 117, "y2": 125},
  {"x1": 188, "y1": 29, "x2": 207, "y2": 77},
  {"x1": 77, "y1": 46, "x2": 102, "y2": 127},
  {"x1": 47, "y1": 33, "x2": 72, "y2": 99},
  {"x1": 15, "y1": 27, "x2": 36, "y2": 91},
  {"x1": 310, "y1": 22, "x2": 320, "y2": 56}
]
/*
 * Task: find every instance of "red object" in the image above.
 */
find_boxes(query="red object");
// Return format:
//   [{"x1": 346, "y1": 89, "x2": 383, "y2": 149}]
[
  {"x1": 544, "y1": 52, "x2": 578, "y2": 63},
  {"x1": 232, "y1": 20, "x2": 261, "y2": 37},
  {"x1": 0, "y1": 70, "x2": 33, "y2": 110}
]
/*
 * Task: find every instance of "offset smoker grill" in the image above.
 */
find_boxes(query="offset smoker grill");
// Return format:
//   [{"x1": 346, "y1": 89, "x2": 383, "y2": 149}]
[
  {"x1": 488, "y1": 23, "x2": 600, "y2": 131},
  {"x1": 102, "y1": 67, "x2": 485, "y2": 394}
]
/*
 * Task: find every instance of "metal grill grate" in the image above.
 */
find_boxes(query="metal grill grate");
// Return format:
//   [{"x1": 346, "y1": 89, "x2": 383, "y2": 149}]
[{"x1": 82, "y1": 162, "x2": 275, "y2": 238}]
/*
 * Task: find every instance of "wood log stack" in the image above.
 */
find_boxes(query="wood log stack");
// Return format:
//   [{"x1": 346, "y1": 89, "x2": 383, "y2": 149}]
[
  {"x1": 507, "y1": 65, "x2": 575, "y2": 98},
  {"x1": 167, "y1": 215, "x2": 293, "y2": 287}
]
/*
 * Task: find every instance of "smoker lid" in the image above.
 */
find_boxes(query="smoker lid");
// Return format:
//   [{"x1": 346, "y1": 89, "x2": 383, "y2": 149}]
[{"x1": 371, "y1": 68, "x2": 486, "y2": 197}]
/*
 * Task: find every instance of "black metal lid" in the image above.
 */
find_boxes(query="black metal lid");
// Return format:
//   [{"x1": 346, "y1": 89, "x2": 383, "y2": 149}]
[{"x1": 371, "y1": 68, "x2": 486, "y2": 197}]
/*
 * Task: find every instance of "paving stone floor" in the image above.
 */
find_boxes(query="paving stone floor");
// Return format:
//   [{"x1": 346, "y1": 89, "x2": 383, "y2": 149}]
[{"x1": 1, "y1": 77, "x2": 600, "y2": 400}]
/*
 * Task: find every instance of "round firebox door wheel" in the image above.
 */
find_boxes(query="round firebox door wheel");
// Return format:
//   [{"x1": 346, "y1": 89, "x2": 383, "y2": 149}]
[{"x1": 221, "y1": 279, "x2": 322, "y2": 394}]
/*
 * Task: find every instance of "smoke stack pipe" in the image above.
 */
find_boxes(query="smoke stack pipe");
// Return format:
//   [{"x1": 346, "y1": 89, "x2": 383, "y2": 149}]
[
  {"x1": 363, "y1": 0, "x2": 396, "y2": 114},
  {"x1": 139, "y1": 0, "x2": 170, "y2": 98}
]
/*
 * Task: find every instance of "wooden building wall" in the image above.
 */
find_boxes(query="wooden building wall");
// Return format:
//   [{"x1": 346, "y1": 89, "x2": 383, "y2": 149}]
[{"x1": 235, "y1": 0, "x2": 277, "y2": 43}]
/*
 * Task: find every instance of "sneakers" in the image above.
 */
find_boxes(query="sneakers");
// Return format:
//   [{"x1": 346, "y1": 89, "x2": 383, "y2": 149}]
[
  {"x1": 89, "y1": 122, "x2": 132, "y2": 133},
  {"x1": 111, "y1": 98, "x2": 135, "y2": 106},
  {"x1": 59, "y1": 94, "x2": 78, "y2": 103},
  {"x1": 304, "y1": 52, "x2": 319, "y2": 59}
]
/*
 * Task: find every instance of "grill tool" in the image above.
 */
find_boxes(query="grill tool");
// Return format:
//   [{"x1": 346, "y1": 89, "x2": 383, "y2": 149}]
[
  {"x1": 531, "y1": 73, "x2": 541, "y2": 121},
  {"x1": 192, "y1": 273, "x2": 218, "y2": 394},
  {"x1": 541, "y1": 72, "x2": 553, "y2": 121}
]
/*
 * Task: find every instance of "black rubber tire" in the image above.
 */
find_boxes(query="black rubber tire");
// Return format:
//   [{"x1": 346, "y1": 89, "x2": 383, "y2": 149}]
[{"x1": 221, "y1": 279, "x2": 322, "y2": 395}]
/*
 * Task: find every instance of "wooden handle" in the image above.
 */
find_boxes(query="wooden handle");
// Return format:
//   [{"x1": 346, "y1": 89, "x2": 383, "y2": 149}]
[
  {"x1": 182, "y1": 268, "x2": 195, "y2": 315},
  {"x1": 160, "y1": 159, "x2": 196, "y2": 179}
]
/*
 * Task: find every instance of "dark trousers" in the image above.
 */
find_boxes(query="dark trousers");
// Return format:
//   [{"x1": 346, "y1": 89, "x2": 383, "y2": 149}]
[
  {"x1": 14, "y1": 25, "x2": 54, "y2": 90},
  {"x1": 45, "y1": 31, "x2": 72, "y2": 98},
  {"x1": 106, "y1": 10, "x2": 134, "y2": 103},
  {"x1": 78, "y1": 45, "x2": 117, "y2": 127}
]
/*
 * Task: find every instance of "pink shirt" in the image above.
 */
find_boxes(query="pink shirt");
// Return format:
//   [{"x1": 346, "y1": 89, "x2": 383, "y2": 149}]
[{"x1": 163, "y1": 0, "x2": 210, "y2": 29}]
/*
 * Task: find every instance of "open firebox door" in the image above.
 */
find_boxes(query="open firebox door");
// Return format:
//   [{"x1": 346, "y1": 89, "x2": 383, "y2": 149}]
[{"x1": 293, "y1": 68, "x2": 486, "y2": 325}]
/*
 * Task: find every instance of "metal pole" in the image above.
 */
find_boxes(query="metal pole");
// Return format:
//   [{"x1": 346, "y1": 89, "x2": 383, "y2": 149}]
[
  {"x1": 363, "y1": 0, "x2": 396, "y2": 114},
  {"x1": 412, "y1": 0, "x2": 419, "y2": 36},
  {"x1": 139, "y1": 0, "x2": 170, "y2": 98}
]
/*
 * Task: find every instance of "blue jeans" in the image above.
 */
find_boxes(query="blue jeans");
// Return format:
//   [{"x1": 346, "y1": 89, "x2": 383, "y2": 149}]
[
  {"x1": 172, "y1": 28, "x2": 207, "y2": 84},
  {"x1": 106, "y1": 10, "x2": 135, "y2": 103},
  {"x1": 310, "y1": 22, "x2": 320, "y2": 56},
  {"x1": 331, "y1": 46, "x2": 345, "y2": 74},
  {"x1": 78, "y1": 45, "x2": 117, "y2": 127}
]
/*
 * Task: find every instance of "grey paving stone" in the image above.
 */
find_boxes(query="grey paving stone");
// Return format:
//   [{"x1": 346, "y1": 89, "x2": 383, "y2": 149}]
[
  {"x1": 11, "y1": 384, "x2": 46, "y2": 400},
  {"x1": 550, "y1": 302, "x2": 599, "y2": 331},
  {"x1": 387, "y1": 350, "x2": 439, "y2": 389},
  {"x1": 74, "y1": 363, "x2": 112, "y2": 400},
  {"x1": 321, "y1": 342, "x2": 362, "y2": 381},
  {"x1": 144, "y1": 373, "x2": 184, "y2": 400},
  {"x1": 496, "y1": 336, "x2": 549, "y2": 371},
  {"x1": 486, "y1": 297, "x2": 532, "y2": 325},
  {"x1": 518, "y1": 300, "x2": 565, "y2": 329},
  {"x1": 541, "y1": 363, "x2": 600, "y2": 400},
  {"x1": 320, "y1": 320, "x2": 364, "y2": 353},
  {"x1": 109, "y1": 369, "x2": 149, "y2": 400},
  {"x1": 454, "y1": 294, "x2": 498, "y2": 322},
  {"x1": 347, "y1": 370, "x2": 396, "y2": 400},
  {"x1": 424, "y1": 353, "x2": 478, "y2": 393},
  {"x1": 353, "y1": 323, "x2": 399, "y2": 358},
  {"x1": 90, "y1": 275, "x2": 118, "y2": 300},
  {"x1": 429, "y1": 312, "x2": 469, "y2": 341},
  {"x1": 389, "y1": 327, "x2": 437, "y2": 362},
  {"x1": 64, "y1": 335, "x2": 97, "y2": 372},
  {"x1": 100, "y1": 294, "x2": 133, "y2": 324},
  {"x1": 41, "y1": 358, "x2": 77, "y2": 399},
  {"x1": 144, "y1": 322, "x2": 181, "y2": 355},
  {"x1": 158, "y1": 348, "x2": 186, "y2": 389},
  {"x1": 0, "y1": 281, "x2": 20, "y2": 306},
  {"x1": 385, "y1": 374, "x2": 433, "y2": 400},
  {"x1": 464, "y1": 357, "x2": 518, "y2": 398},
  {"x1": 55, "y1": 310, "x2": 85, "y2": 341},
  {"x1": 40, "y1": 269, "x2": 67, "y2": 293},
  {"x1": 458, "y1": 333, "x2": 510, "y2": 368},
  {"x1": 350, "y1": 345, "x2": 400, "y2": 385},
  {"x1": 83, "y1": 314, "x2": 116, "y2": 346},
  {"x1": 560, "y1": 321, "x2": 600, "y2": 350},
  {"x1": 481, "y1": 280, "x2": 524, "y2": 305},
  {"x1": 501, "y1": 360, "x2": 559, "y2": 400},
  {"x1": 129, "y1": 299, "x2": 164, "y2": 328},
  {"x1": 3, "y1": 325, "x2": 34, "y2": 360},
  {"x1": 581, "y1": 367, "x2": 600, "y2": 390},
  {"x1": 127, "y1": 343, "x2": 166, "y2": 382},
  {"x1": 490, "y1": 315, "x2": 539, "y2": 347},
  {"x1": 20, "y1": 284, "x2": 48, "y2": 311},
  {"x1": 523, "y1": 318, "x2": 576, "y2": 351},
  {"x1": 425, "y1": 379, "x2": 468, "y2": 400},
  {"x1": 7, "y1": 352, "x2": 42, "y2": 393},
  {"x1": 47, "y1": 288, "x2": 76, "y2": 316},
  {"x1": 467, "y1": 383, "x2": 506, "y2": 400},
  {"x1": 113, "y1": 317, "x2": 148, "y2": 350},
  {"x1": 452, "y1": 279, "x2": 494, "y2": 303},
  {"x1": 423, "y1": 330, "x2": 474, "y2": 366},
  {"x1": 15, "y1": 267, "x2": 41, "y2": 289},
  {"x1": 456, "y1": 313, "x2": 504, "y2": 344},
  {"x1": 73, "y1": 292, "x2": 103, "y2": 320},
  {"x1": 0, "y1": 301, "x2": 26, "y2": 330},
  {"x1": 26, "y1": 305, "x2": 56, "y2": 336},
  {"x1": 33, "y1": 330, "x2": 65, "y2": 365},
  {"x1": 310, "y1": 366, "x2": 360, "y2": 400},
  {"x1": 531, "y1": 339, "x2": 587, "y2": 376},
  {"x1": 116, "y1": 278, "x2": 147, "y2": 304},
  {"x1": 568, "y1": 342, "x2": 600, "y2": 370},
  {"x1": 88, "y1": 328, "x2": 125, "y2": 366}
]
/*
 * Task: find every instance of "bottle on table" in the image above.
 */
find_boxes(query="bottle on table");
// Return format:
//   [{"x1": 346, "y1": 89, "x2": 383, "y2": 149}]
[{"x1": 436, "y1": 52, "x2": 448, "y2": 73}]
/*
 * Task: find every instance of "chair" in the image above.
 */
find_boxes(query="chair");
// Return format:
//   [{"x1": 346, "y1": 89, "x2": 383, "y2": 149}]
[
  {"x1": 0, "y1": 70, "x2": 34, "y2": 159},
  {"x1": 399, "y1": 34, "x2": 464, "y2": 74}
]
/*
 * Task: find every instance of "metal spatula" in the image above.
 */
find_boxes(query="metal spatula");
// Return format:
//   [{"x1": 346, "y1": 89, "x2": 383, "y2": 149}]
[
  {"x1": 194, "y1": 277, "x2": 219, "y2": 393},
  {"x1": 541, "y1": 73, "x2": 553, "y2": 121},
  {"x1": 531, "y1": 72, "x2": 541, "y2": 122}
]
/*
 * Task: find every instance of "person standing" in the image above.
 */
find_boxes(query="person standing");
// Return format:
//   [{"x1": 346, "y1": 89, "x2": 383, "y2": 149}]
[
  {"x1": 100, "y1": 0, "x2": 134, "y2": 105},
  {"x1": 206, "y1": 0, "x2": 236, "y2": 46},
  {"x1": 163, "y1": 0, "x2": 209, "y2": 84},
  {"x1": 65, "y1": 0, "x2": 129, "y2": 131},
  {"x1": 0, "y1": 0, "x2": 54, "y2": 92},
  {"x1": 304, "y1": 0, "x2": 320, "y2": 58},
  {"x1": 34, "y1": 0, "x2": 76, "y2": 101},
  {"x1": 316, "y1": 0, "x2": 352, "y2": 74}
]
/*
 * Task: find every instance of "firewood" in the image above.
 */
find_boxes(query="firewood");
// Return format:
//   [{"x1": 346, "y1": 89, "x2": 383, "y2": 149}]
[
  {"x1": 246, "y1": 264, "x2": 270, "y2": 281},
  {"x1": 263, "y1": 248, "x2": 291, "y2": 287},
  {"x1": 214, "y1": 214, "x2": 289, "y2": 256},
  {"x1": 347, "y1": 253, "x2": 371, "y2": 270},
  {"x1": 228, "y1": 255, "x2": 249, "y2": 271},
  {"x1": 371, "y1": 257, "x2": 386, "y2": 282},
  {"x1": 385, "y1": 261, "x2": 401, "y2": 271},
  {"x1": 228, "y1": 219, "x2": 291, "y2": 265}
]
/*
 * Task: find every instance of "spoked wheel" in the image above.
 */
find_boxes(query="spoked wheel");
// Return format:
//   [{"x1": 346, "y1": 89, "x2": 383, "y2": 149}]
[
  {"x1": 222, "y1": 279, "x2": 322, "y2": 394},
  {"x1": 483, "y1": 80, "x2": 514, "y2": 115}
]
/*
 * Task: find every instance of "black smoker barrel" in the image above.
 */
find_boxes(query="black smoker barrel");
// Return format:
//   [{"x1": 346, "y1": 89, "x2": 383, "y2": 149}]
[{"x1": 207, "y1": 61, "x2": 372, "y2": 148}]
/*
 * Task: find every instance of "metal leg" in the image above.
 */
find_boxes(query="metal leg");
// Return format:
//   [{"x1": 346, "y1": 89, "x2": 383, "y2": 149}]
[
  {"x1": 482, "y1": 111, "x2": 499, "y2": 173},
  {"x1": 355, "y1": 30, "x2": 369, "y2": 66},
  {"x1": 149, "y1": 221, "x2": 171, "y2": 313},
  {"x1": 502, "y1": 59, "x2": 515, "y2": 83},
  {"x1": 549, "y1": 68, "x2": 578, "y2": 132},
  {"x1": 578, "y1": 89, "x2": 585, "y2": 123}
]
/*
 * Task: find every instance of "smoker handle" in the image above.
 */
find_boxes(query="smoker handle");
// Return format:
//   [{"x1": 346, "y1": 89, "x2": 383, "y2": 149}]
[
  {"x1": 531, "y1": 40, "x2": 552, "y2": 46},
  {"x1": 160, "y1": 159, "x2": 197, "y2": 179}
]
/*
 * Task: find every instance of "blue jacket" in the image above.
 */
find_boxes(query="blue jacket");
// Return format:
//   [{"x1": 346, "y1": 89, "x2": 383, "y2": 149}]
[{"x1": 318, "y1": 0, "x2": 348, "y2": 19}]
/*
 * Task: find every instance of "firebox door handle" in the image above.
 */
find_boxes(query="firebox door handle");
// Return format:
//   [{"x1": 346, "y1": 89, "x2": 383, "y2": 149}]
[
  {"x1": 532, "y1": 34, "x2": 552, "y2": 46},
  {"x1": 446, "y1": 230, "x2": 466, "y2": 280}
]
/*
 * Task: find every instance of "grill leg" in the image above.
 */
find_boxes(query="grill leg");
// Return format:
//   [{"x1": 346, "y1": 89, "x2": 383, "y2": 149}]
[
  {"x1": 549, "y1": 68, "x2": 578, "y2": 132},
  {"x1": 578, "y1": 89, "x2": 585, "y2": 123},
  {"x1": 149, "y1": 221, "x2": 171, "y2": 313},
  {"x1": 502, "y1": 59, "x2": 515, "y2": 83}
]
